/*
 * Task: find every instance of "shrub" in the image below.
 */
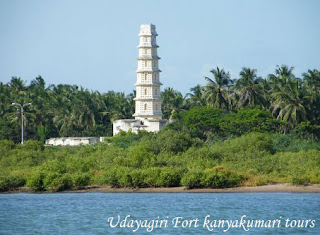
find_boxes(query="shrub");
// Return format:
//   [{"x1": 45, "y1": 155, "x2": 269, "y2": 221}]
[
  {"x1": 181, "y1": 146, "x2": 221, "y2": 169},
  {"x1": 41, "y1": 159, "x2": 67, "y2": 174},
  {"x1": 91, "y1": 170, "x2": 108, "y2": 185},
  {"x1": 181, "y1": 166, "x2": 244, "y2": 189},
  {"x1": 0, "y1": 140, "x2": 15, "y2": 158},
  {"x1": 37, "y1": 125, "x2": 49, "y2": 143},
  {"x1": 103, "y1": 167, "x2": 133, "y2": 188},
  {"x1": 21, "y1": 140, "x2": 44, "y2": 151},
  {"x1": 158, "y1": 168, "x2": 182, "y2": 187},
  {"x1": 272, "y1": 134, "x2": 320, "y2": 152},
  {"x1": 142, "y1": 167, "x2": 161, "y2": 187},
  {"x1": 271, "y1": 150, "x2": 320, "y2": 178},
  {"x1": 116, "y1": 167, "x2": 134, "y2": 187},
  {"x1": 72, "y1": 172, "x2": 92, "y2": 188},
  {"x1": 181, "y1": 169, "x2": 203, "y2": 189},
  {"x1": 128, "y1": 143, "x2": 156, "y2": 168},
  {"x1": 107, "y1": 130, "x2": 151, "y2": 148},
  {"x1": 211, "y1": 132, "x2": 274, "y2": 161},
  {"x1": 146, "y1": 129, "x2": 200, "y2": 154},
  {"x1": 103, "y1": 169, "x2": 120, "y2": 188},
  {"x1": 130, "y1": 169, "x2": 148, "y2": 187},
  {"x1": 243, "y1": 175, "x2": 277, "y2": 186},
  {"x1": 0, "y1": 178, "x2": 7, "y2": 192},
  {"x1": 101, "y1": 167, "x2": 182, "y2": 188},
  {"x1": 201, "y1": 166, "x2": 243, "y2": 188},
  {"x1": 290, "y1": 176, "x2": 307, "y2": 185},
  {"x1": 0, "y1": 174, "x2": 26, "y2": 191},
  {"x1": 292, "y1": 122, "x2": 320, "y2": 140},
  {"x1": 42, "y1": 172, "x2": 62, "y2": 190},
  {"x1": 48, "y1": 174, "x2": 73, "y2": 192},
  {"x1": 27, "y1": 170, "x2": 45, "y2": 191},
  {"x1": 28, "y1": 171, "x2": 73, "y2": 192}
]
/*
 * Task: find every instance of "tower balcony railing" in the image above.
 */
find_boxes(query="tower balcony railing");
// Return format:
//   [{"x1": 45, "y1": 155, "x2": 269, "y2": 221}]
[
  {"x1": 135, "y1": 94, "x2": 161, "y2": 99},
  {"x1": 137, "y1": 55, "x2": 160, "y2": 60},
  {"x1": 136, "y1": 68, "x2": 162, "y2": 73},
  {"x1": 138, "y1": 42, "x2": 159, "y2": 48},
  {"x1": 138, "y1": 31, "x2": 158, "y2": 36},
  {"x1": 134, "y1": 96, "x2": 162, "y2": 101},
  {"x1": 133, "y1": 111, "x2": 163, "y2": 115},
  {"x1": 135, "y1": 82, "x2": 162, "y2": 86}
]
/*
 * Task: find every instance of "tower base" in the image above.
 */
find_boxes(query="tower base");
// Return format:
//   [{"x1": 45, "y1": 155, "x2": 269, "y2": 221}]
[{"x1": 113, "y1": 118, "x2": 167, "y2": 136}]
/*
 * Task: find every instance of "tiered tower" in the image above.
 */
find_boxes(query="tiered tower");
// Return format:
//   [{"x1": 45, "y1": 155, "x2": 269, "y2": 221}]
[
  {"x1": 133, "y1": 24, "x2": 163, "y2": 120},
  {"x1": 113, "y1": 24, "x2": 167, "y2": 135}
]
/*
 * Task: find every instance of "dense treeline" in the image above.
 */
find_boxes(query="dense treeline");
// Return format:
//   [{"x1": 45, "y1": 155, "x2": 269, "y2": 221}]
[
  {"x1": 166, "y1": 65, "x2": 320, "y2": 138},
  {"x1": 0, "y1": 76, "x2": 135, "y2": 141},
  {"x1": 0, "y1": 65, "x2": 319, "y2": 142}
]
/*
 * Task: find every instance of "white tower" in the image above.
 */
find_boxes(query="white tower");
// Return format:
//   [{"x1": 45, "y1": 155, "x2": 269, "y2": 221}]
[
  {"x1": 113, "y1": 24, "x2": 167, "y2": 135},
  {"x1": 133, "y1": 24, "x2": 163, "y2": 120}
]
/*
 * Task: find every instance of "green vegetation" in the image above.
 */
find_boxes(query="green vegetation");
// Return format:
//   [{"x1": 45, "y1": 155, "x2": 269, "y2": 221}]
[
  {"x1": 1, "y1": 129, "x2": 319, "y2": 192},
  {"x1": 0, "y1": 65, "x2": 320, "y2": 192},
  {"x1": 172, "y1": 107, "x2": 283, "y2": 140}
]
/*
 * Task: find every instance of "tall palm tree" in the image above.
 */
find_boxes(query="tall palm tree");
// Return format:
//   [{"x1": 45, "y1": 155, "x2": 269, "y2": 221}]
[
  {"x1": 28, "y1": 76, "x2": 50, "y2": 127},
  {"x1": 74, "y1": 89, "x2": 96, "y2": 131},
  {"x1": 268, "y1": 65, "x2": 295, "y2": 93},
  {"x1": 234, "y1": 67, "x2": 266, "y2": 108},
  {"x1": 161, "y1": 87, "x2": 184, "y2": 120},
  {"x1": 51, "y1": 84, "x2": 79, "y2": 136},
  {"x1": 187, "y1": 85, "x2": 206, "y2": 107},
  {"x1": 302, "y1": 69, "x2": 320, "y2": 93},
  {"x1": 204, "y1": 67, "x2": 233, "y2": 110},
  {"x1": 268, "y1": 66, "x2": 307, "y2": 129},
  {"x1": 8, "y1": 77, "x2": 27, "y2": 104},
  {"x1": 0, "y1": 82, "x2": 11, "y2": 116},
  {"x1": 302, "y1": 69, "x2": 320, "y2": 124},
  {"x1": 53, "y1": 110, "x2": 78, "y2": 137},
  {"x1": 103, "y1": 91, "x2": 133, "y2": 122},
  {"x1": 126, "y1": 90, "x2": 136, "y2": 117}
]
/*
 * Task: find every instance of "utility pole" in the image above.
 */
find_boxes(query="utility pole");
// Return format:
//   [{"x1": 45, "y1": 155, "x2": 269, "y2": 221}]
[{"x1": 12, "y1": 102, "x2": 31, "y2": 144}]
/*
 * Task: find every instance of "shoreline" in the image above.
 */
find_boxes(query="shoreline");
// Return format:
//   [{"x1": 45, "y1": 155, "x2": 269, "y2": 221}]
[{"x1": 3, "y1": 183, "x2": 320, "y2": 193}]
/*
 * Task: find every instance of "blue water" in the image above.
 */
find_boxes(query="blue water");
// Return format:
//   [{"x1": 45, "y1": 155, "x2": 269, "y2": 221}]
[{"x1": 0, "y1": 193, "x2": 319, "y2": 234}]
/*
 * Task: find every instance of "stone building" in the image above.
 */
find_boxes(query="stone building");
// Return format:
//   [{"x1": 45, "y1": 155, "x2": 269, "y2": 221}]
[
  {"x1": 113, "y1": 24, "x2": 167, "y2": 135},
  {"x1": 45, "y1": 137, "x2": 101, "y2": 146}
]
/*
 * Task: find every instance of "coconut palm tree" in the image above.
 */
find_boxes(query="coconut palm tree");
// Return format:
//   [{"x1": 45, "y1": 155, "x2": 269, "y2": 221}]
[
  {"x1": 0, "y1": 82, "x2": 11, "y2": 116},
  {"x1": 161, "y1": 87, "x2": 185, "y2": 120},
  {"x1": 302, "y1": 69, "x2": 320, "y2": 93},
  {"x1": 103, "y1": 91, "x2": 133, "y2": 122},
  {"x1": 51, "y1": 84, "x2": 79, "y2": 136},
  {"x1": 268, "y1": 65, "x2": 295, "y2": 93},
  {"x1": 187, "y1": 85, "x2": 206, "y2": 107},
  {"x1": 28, "y1": 76, "x2": 51, "y2": 127},
  {"x1": 269, "y1": 66, "x2": 307, "y2": 129},
  {"x1": 234, "y1": 67, "x2": 266, "y2": 108},
  {"x1": 204, "y1": 67, "x2": 233, "y2": 110},
  {"x1": 74, "y1": 89, "x2": 96, "y2": 131},
  {"x1": 302, "y1": 69, "x2": 320, "y2": 124},
  {"x1": 126, "y1": 90, "x2": 136, "y2": 117}
]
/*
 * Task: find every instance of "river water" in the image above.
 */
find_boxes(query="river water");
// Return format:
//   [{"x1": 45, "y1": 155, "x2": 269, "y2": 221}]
[{"x1": 0, "y1": 193, "x2": 319, "y2": 234}]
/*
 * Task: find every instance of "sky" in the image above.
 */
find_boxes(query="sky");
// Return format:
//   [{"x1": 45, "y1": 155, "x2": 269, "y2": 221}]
[{"x1": 0, "y1": 0, "x2": 319, "y2": 94}]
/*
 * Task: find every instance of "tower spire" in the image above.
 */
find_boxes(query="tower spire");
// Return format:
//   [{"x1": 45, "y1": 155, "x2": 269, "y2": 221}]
[{"x1": 133, "y1": 24, "x2": 163, "y2": 120}]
